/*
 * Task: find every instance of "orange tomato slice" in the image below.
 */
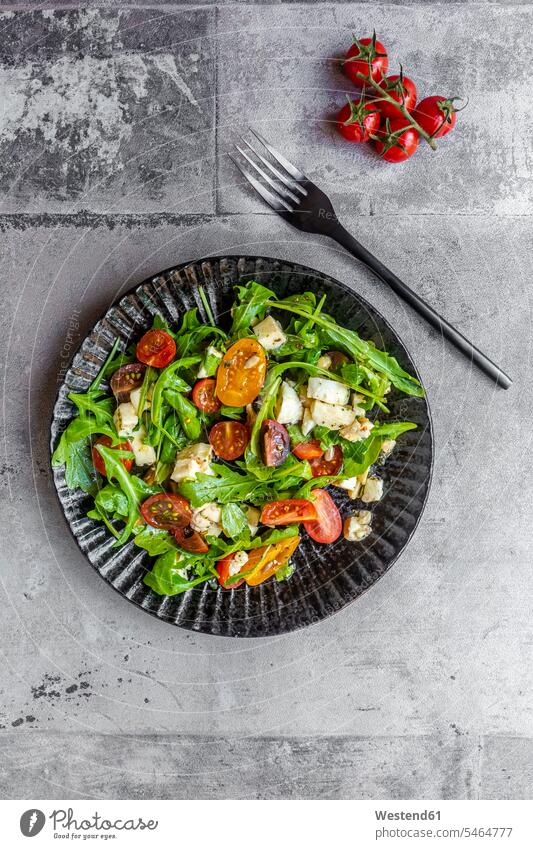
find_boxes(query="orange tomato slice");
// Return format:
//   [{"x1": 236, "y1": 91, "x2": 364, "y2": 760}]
[
  {"x1": 245, "y1": 535, "x2": 300, "y2": 587},
  {"x1": 215, "y1": 339, "x2": 267, "y2": 407}
]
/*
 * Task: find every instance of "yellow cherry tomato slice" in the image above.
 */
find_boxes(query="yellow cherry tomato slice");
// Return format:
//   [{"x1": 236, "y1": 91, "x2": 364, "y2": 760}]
[
  {"x1": 245, "y1": 535, "x2": 300, "y2": 587},
  {"x1": 215, "y1": 338, "x2": 267, "y2": 407}
]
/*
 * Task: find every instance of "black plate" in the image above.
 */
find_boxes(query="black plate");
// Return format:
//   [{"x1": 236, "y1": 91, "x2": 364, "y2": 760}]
[{"x1": 50, "y1": 256, "x2": 433, "y2": 637}]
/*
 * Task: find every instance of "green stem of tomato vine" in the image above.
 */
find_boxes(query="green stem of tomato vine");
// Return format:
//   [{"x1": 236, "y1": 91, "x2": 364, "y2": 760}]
[{"x1": 357, "y1": 73, "x2": 438, "y2": 151}]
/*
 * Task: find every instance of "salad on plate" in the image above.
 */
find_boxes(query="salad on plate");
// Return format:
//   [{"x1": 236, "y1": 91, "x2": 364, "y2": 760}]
[{"x1": 52, "y1": 280, "x2": 423, "y2": 596}]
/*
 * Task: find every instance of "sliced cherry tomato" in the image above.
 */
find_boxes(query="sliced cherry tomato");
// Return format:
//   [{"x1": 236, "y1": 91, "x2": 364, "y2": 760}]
[
  {"x1": 140, "y1": 493, "x2": 192, "y2": 530},
  {"x1": 136, "y1": 329, "x2": 176, "y2": 368},
  {"x1": 375, "y1": 74, "x2": 417, "y2": 120},
  {"x1": 260, "y1": 499, "x2": 317, "y2": 527},
  {"x1": 216, "y1": 553, "x2": 247, "y2": 589},
  {"x1": 337, "y1": 96, "x2": 381, "y2": 144},
  {"x1": 110, "y1": 363, "x2": 146, "y2": 402},
  {"x1": 412, "y1": 95, "x2": 458, "y2": 139},
  {"x1": 310, "y1": 444, "x2": 343, "y2": 477},
  {"x1": 92, "y1": 435, "x2": 133, "y2": 477},
  {"x1": 215, "y1": 338, "x2": 267, "y2": 406},
  {"x1": 373, "y1": 117, "x2": 419, "y2": 163},
  {"x1": 245, "y1": 536, "x2": 301, "y2": 587},
  {"x1": 174, "y1": 526, "x2": 209, "y2": 554},
  {"x1": 292, "y1": 440, "x2": 324, "y2": 461},
  {"x1": 303, "y1": 489, "x2": 342, "y2": 544},
  {"x1": 344, "y1": 34, "x2": 388, "y2": 87},
  {"x1": 192, "y1": 378, "x2": 221, "y2": 413},
  {"x1": 262, "y1": 419, "x2": 290, "y2": 467},
  {"x1": 209, "y1": 421, "x2": 249, "y2": 461}
]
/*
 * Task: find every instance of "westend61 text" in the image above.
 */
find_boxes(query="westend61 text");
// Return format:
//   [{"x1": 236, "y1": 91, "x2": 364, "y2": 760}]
[{"x1": 375, "y1": 810, "x2": 441, "y2": 821}]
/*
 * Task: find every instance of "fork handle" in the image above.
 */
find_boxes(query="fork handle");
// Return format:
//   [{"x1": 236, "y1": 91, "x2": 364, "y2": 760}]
[{"x1": 331, "y1": 223, "x2": 512, "y2": 389}]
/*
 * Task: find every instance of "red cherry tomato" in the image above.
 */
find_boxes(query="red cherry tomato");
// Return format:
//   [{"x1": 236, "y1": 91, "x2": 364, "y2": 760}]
[
  {"x1": 260, "y1": 499, "x2": 317, "y2": 526},
  {"x1": 309, "y1": 444, "x2": 343, "y2": 478},
  {"x1": 292, "y1": 440, "x2": 324, "y2": 461},
  {"x1": 216, "y1": 553, "x2": 246, "y2": 589},
  {"x1": 192, "y1": 378, "x2": 221, "y2": 413},
  {"x1": 136, "y1": 329, "x2": 176, "y2": 368},
  {"x1": 209, "y1": 421, "x2": 249, "y2": 461},
  {"x1": 140, "y1": 493, "x2": 192, "y2": 530},
  {"x1": 412, "y1": 95, "x2": 458, "y2": 139},
  {"x1": 373, "y1": 117, "x2": 419, "y2": 163},
  {"x1": 92, "y1": 435, "x2": 133, "y2": 477},
  {"x1": 376, "y1": 74, "x2": 417, "y2": 120},
  {"x1": 344, "y1": 34, "x2": 388, "y2": 87},
  {"x1": 262, "y1": 419, "x2": 290, "y2": 467},
  {"x1": 337, "y1": 97, "x2": 381, "y2": 144},
  {"x1": 303, "y1": 489, "x2": 342, "y2": 544},
  {"x1": 174, "y1": 526, "x2": 209, "y2": 554}
]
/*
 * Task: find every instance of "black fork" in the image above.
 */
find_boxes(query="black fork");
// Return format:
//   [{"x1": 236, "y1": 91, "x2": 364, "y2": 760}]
[{"x1": 231, "y1": 129, "x2": 512, "y2": 390}]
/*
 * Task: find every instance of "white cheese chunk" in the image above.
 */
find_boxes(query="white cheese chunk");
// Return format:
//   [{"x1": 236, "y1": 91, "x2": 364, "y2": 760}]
[
  {"x1": 380, "y1": 438, "x2": 396, "y2": 459},
  {"x1": 131, "y1": 428, "x2": 156, "y2": 467},
  {"x1": 190, "y1": 502, "x2": 222, "y2": 533},
  {"x1": 309, "y1": 399, "x2": 355, "y2": 430},
  {"x1": 276, "y1": 381, "x2": 303, "y2": 425},
  {"x1": 317, "y1": 354, "x2": 332, "y2": 370},
  {"x1": 229, "y1": 550, "x2": 249, "y2": 576},
  {"x1": 252, "y1": 315, "x2": 286, "y2": 351},
  {"x1": 113, "y1": 402, "x2": 138, "y2": 437},
  {"x1": 361, "y1": 476, "x2": 383, "y2": 503},
  {"x1": 129, "y1": 386, "x2": 152, "y2": 416},
  {"x1": 301, "y1": 408, "x2": 316, "y2": 436},
  {"x1": 344, "y1": 511, "x2": 373, "y2": 541},
  {"x1": 307, "y1": 377, "x2": 350, "y2": 406},
  {"x1": 336, "y1": 476, "x2": 361, "y2": 500},
  {"x1": 339, "y1": 417, "x2": 374, "y2": 443},
  {"x1": 171, "y1": 442, "x2": 213, "y2": 483},
  {"x1": 245, "y1": 506, "x2": 260, "y2": 537}
]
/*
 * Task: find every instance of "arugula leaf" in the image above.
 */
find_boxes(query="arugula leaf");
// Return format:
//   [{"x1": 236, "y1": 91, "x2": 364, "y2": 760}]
[
  {"x1": 275, "y1": 561, "x2": 295, "y2": 582},
  {"x1": 221, "y1": 503, "x2": 249, "y2": 538},
  {"x1": 133, "y1": 526, "x2": 178, "y2": 556},
  {"x1": 164, "y1": 389, "x2": 201, "y2": 440},
  {"x1": 150, "y1": 356, "x2": 201, "y2": 443},
  {"x1": 230, "y1": 281, "x2": 277, "y2": 337},
  {"x1": 68, "y1": 392, "x2": 115, "y2": 426},
  {"x1": 143, "y1": 549, "x2": 215, "y2": 596},
  {"x1": 94, "y1": 483, "x2": 129, "y2": 518},
  {"x1": 219, "y1": 405, "x2": 245, "y2": 420},
  {"x1": 95, "y1": 445, "x2": 159, "y2": 544},
  {"x1": 178, "y1": 464, "x2": 274, "y2": 507},
  {"x1": 174, "y1": 308, "x2": 227, "y2": 357},
  {"x1": 313, "y1": 421, "x2": 416, "y2": 478}
]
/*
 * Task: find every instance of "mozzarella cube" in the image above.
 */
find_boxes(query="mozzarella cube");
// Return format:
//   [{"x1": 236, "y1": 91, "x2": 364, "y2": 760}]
[
  {"x1": 361, "y1": 476, "x2": 383, "y2": 503},
  {"x1": 171, "y1": 442, "x2": 213, "y2": 483},
  {"x1": 337, "y1": 476, "x2": 361, "y2": 500},
  {"x1": 309, "y1": 399, "x2": 355, "y2": 430},
  {"x1": 129, "y1": 387, "x2": 152, "y2": 416},
  {"x1": 245, "y1": 506, "x2": 260, "y2": 537},
  {"x1": 190, "y1": 502, "x2": 222, "y2": 533},
  {"x1": 229, "y1": 550, "x2": 249, "y2": 576},
  {"x1": 317, "y1": 354, "x2": 332, "y2": 370},
  {"x1": 170, "y1": 458, "x2": 199, "y2": 483},
  {"x1": 307, "y1": 377, "x2": 350, "y2": 406},
  {"x1": 339, "y1": 417, "x2": 374, "y2": 443},
  {"x1": 380, "y1": 439, "x2": 396, "y2": 459},
  {"x1": 252, "y1": 315, "x2": 286, "y2": 351},
  {"x1": 276, "y1": 381, "x2": 303, "y2": 425},
  {"x1": 131, "y1": 428, "x2": 156, "y2": 467},
  {"x1": 301, "y1": 407, "x2": 316, "y2": 436},
  {"x1": 113, "y1": 402, "x2": 138, "y2": 437},
  {"x1": 344, "y1": 511, "x2": 373, "y2": 542}
]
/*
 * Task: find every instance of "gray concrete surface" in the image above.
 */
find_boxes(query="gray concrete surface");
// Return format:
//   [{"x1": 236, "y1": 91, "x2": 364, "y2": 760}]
[{"x1": 0, "y1": 2, "x2": 532, "y2": 800}]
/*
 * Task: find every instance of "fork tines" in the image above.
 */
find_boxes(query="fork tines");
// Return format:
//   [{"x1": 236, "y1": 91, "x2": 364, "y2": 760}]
[{"x1": 231, "y1": 128, "x2": 308, "y2": 212}]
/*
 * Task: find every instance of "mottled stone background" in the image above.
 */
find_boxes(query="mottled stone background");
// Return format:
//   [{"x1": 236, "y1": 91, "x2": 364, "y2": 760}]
[{"x1": 0, "y1": 1, "x2": 531, "y2": 800}]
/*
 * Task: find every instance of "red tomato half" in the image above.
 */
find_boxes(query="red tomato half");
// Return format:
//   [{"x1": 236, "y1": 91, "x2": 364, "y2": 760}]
[
  {"x1": 373, "y1": 117, "x2": 419, "y2": 163},
  {"x1": 412, "y1": 95, "x2": 458, "y2": 139},
  {"x1": 136, "y1": 329, "x2": 176, "y2": 368},
  {"x1": 260, "y1": 499, "x2": 317, "y2": 526},
  {"x1": 344, "y1": 35, "x2": 388, "y2": 87},
  {"x1": 309, "y1": 444, "x2": 343, "y2": 477},
  {"x1": 92, "y1": 435, "x2": 133, "y2": 477},
  {"x1": 292, "y1": 440, "x2": 324, "y2": 461},
  {"x1": 140, "y1": 493, "x2": 192, "y2": 530},
  {"x1": 192, "y1": 378, "x2": 221, "y2": 413},
  {"x1": 174, "y1": 526, "x2": 209, "y2": 554},
  {"x1": 262, "y1": 420, "x2": 290, "y2": 467},
  {"x1": 376, "y1": 74, "x2": 417, "y2": 120},
  {"x1": 337, "y1": 98, "x2": 381, "y2": 144},
  {"x1": 209, "y1": 421, "x2": 249, "y2": 461},
  {"x1": 304, "y1": 489, "x2": 342, "y2": 544},
  {"x1": 216, "y1": 553, "x2": 246, "y2": 589}
]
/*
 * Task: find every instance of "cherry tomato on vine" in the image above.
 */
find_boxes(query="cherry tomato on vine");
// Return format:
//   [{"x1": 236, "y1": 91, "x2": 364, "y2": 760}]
[
  {"x1": 215, "y1": 339, "x2": 267, "y2": 407},
  {"x1": 309, "y1": 444, "x2": 343, "y2": 477},
  {"x1": 92, "y1": 435, "x2": 133, "y2": 477},
  {"x1": 337, "y1": 97, "x2": 381, "y2": 144},
  {"x1": 412, "y1": 96, "x2": 458, "y2": 139},
  {"x1": 209, "y1": 421, "x2": 249, "y2": 461},
  {"x1": 344, "y1": 34, "x2": 388, "y2": 87},
  {"x1": 136, "y1": 329, "x2": 176, "y2": 368},
  {"x1": 303, "y1": 489, "x2": 342, "y2": 544},
  {"x1": 260, "y1": 499, "x2": 317, "y2": 527},
  {"x1": 292, "y1": 440, "x2": 324, "y2": 461},
  {"x1": 376, "y1": 74, "x2": 417, "y2": 120},
  {"x1": 373, "y1": 117, "x2": 419, "y2": 163},
  {"x1": 192, "y1": 378, "x2": 221, "y2": 413},
  {"x1": 174, "y1": 526, "x2": 209, "y2": 554},
  {"x1": 140, "y1": 493, "x2": 192, "y2": 531}
]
